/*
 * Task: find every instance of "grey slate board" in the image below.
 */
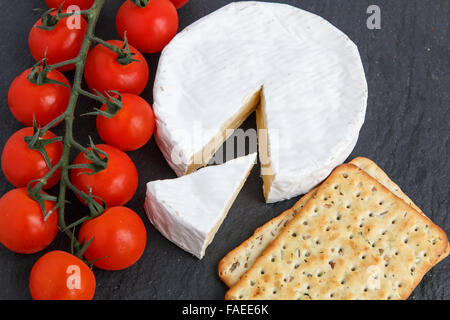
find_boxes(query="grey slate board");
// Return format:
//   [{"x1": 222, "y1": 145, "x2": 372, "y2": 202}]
[{"x1": 0, "y1": 0, "x2": 448, "y2": 299}]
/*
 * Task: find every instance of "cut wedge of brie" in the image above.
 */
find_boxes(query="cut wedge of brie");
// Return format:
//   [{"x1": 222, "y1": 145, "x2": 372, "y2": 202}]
[
  {"x1": 153, "y1": 1, "x2": 367, "y2": 203},
  {"x1": 145, "y1": 153, "x2": 257, "y2": 259}
]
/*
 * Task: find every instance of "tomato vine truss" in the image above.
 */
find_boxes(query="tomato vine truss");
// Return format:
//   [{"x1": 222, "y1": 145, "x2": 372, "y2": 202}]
[{"x1": 26, "y1": 0, "x2": 138, "y2": 260}]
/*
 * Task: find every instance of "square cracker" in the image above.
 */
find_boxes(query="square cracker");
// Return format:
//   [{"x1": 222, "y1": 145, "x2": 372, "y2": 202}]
[
  {"x1": 219, "y1": 157, "x2": 448, "y2": 287},
  {"x1": 225, "y1": 164, "x2": 448, "y2": 300}
]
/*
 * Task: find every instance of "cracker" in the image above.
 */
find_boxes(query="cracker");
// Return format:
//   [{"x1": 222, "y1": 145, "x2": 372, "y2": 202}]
[
  {"x1": 218, "y1": 189, "x2": 316, "y2": 287},
  {"x1": 350, "y1": 157, "x2": 421, "y2": 213},
  {"x1": 219, "y1": 157, "x2": 445, "y2": 287},
  {"x1": 225, "y1": 164, "x2": 449, "y2": 300},
  {"x1": 350, "y1": 157, "x2": 449, "y2": 262}
]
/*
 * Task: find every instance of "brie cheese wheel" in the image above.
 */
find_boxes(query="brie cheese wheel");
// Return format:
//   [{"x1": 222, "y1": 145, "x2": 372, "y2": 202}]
[
  {"x1": 145, "y1": 153, "x2": 256, "y2": 259},
  {"x1": 153, "y1": 1, "x2": 367, "y2": 203}
]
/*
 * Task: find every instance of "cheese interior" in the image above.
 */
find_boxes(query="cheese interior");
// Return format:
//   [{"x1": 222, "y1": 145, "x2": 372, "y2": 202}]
[{"x1": 185, "y1": 88, "x2": 275, "y2": 201}]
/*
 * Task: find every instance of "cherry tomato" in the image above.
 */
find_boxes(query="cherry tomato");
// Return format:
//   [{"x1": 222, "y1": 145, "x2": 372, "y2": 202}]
[
  {"x1": 0, "y1": 188, "x2": 58, "y2": 254},
  {"x1": 170, "y1": 0, "x2": 189, "y2": 9},
  {"x1": 71, "y1": 144, "x2": 138, "y2": 207},
  {"x1": 8, "y1": 68, "x2": 70, "y2": 127},
  {"x1": 78, "y1": 207, "x2": 147, "y2": 270},
  {"x1": 116, "y1": 0, "x2": 178, "y2": 54},
  {"x1": 1, "y1": 127, "x2": 62, "y2": 189},
  {"x1": 28, "y1": 10, "x2": 88, "y2": 72},
  {"x1": 29, "y1": 250, "x2": 96, "y2": 300},
  {"x1": 84, "y1": 40, "x2": 149, "y2": 95},
  {"x1": 96, "y1": 93, "x2": 155, "y2": 151},
  {"x1": 45, "y1": 0, "x2": 95, "y2": 10}
]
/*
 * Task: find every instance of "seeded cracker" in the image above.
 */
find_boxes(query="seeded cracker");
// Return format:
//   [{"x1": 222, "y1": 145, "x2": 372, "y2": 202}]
[
  {"x1": 219, "y1": 157, "x2": 448, "y2": 287},
  {"x1": 349, "y1": 158, "x2": 449, "y2": 263},
  {"x1": 350, "y1": 157, "x2": 421, "y2": 212},
  {"x1": 225, "y1": 164, "x2": 448, "y2": 300}
]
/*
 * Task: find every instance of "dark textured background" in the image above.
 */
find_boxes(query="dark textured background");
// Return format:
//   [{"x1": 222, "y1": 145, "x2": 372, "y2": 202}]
[{"x1": 0, "y1": 0, "x2": 448, "y2": 300}]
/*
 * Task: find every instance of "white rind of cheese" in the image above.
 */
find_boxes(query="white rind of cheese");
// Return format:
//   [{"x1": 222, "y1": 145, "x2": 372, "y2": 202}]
[
  {"x1": 153, "y1": 1, "x2": 368, "y2": 203},
  {"x1": 144, "y1": 153, "x2": 257, "y2": 259}
]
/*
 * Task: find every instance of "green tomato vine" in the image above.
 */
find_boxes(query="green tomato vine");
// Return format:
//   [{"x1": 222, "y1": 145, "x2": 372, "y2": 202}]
[{"x1": 25, "y1": 0, "x2": 138, "y2": 261}]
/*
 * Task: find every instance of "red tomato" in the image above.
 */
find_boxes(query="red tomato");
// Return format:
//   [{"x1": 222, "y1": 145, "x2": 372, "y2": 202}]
[
  {"x1": 78, "y1": 207, "x2": 147, "y2": 270},
  {"x1": 28, "y1": 10, "x2": 88, "y2": 72},
  {"x1": 71, "y1": 144, "x2": 138, "y2": 207},
  {"x1": 29, "y1": 250, "x2": 96, "y2": 300},
  {"x1": 45, "y1": 0, "x2": 95, "y2": 10},
  {"x1": 1, "y1": 127, "x2": 63, "y2": 189},
  {"x1": 96, "y1": 93, "x2": 155, "y2": 151},
  {"x1": 170, "y1": 0, "x2": 189, "y2": 9},
  {"x1": 116, "y1": 0, "x2": 178, "y2": 54},
  {"x1": 8, "y1": 68, "x2": 71, "y2": 127},
  {"x1": 0, "y1": 188, "x2": 58, "y2": 254},
  {"x1": 84, "y1": 40, "x2": 149, "y2": 95}
]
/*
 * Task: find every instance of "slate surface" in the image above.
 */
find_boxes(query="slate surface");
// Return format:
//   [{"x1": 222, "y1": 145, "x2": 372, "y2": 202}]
[{"x1": 0, "y1": 0, "x2": 448, "y2": 300}]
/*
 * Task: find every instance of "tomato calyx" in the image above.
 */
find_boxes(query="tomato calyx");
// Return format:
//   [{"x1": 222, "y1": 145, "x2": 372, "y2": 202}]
[
  {"x1": 72, "y1": 230, "x2": 95, "y2": 258},
  {"x1": 24, "y1": 119, "x2": 63, "y2": 170},
  {"x1": 34, "y1": 7, "x2": 60, "y2": 31},
  {"x1": 27, "y1": 56, "x2": 70, "y2": 88},
  {"x1": 82, "y1": 90, "x2": 123, "y2": 119},
  {"x1": 70, "y1": 233, "x2": 108, "y2": 266},
  {"x1": 66, "y1": 188, "x2": 106, "y2": 230},
  {"x1": 115, "y1": 34, "x2": 141, "y2": 65},
  {"x1": 27, "y1": 182, "x2": 59, "y2": 222},
  {"x1": 130, "y1": 0, "x2": 150, "y2": 8},
  {"x1": 34, "y1": 3, "x2": 86, "y2": 31},
  {"x1": 91, "y1": 32, "x2": 141, "y2": 65},
  {"x1": 35, "y1": 3, "x2": 87, "y2": 31},
  {"x1": 70, "y1": 137, "x2": 108, "y2": 175},
  {"x1": 34, "y1": 5, "x2": 72, "y2": 31}
]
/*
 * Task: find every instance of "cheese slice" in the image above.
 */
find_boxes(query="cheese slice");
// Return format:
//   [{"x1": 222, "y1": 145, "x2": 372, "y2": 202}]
[
  {"x1": 144, "y1": 153, "x2": 257, "y2": 259},
  {"x1": 153, "y1": 1, "x2": 367, "y2": 203}
]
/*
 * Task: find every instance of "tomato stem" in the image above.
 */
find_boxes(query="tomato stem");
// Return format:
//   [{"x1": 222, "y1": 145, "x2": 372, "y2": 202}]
[
  {"x1": 36, "y1": 4, "x2": 89, "y2": 31},
  {"x1": 47, "y1": 58, "x2": 78, "y2": 71}
]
